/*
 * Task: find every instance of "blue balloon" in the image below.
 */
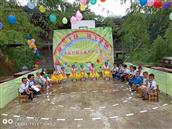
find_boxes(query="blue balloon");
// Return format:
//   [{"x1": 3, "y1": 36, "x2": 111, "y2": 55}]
[
  {"x1": 0, "y1": 22, "x2": 3, "y2": 30},
  {"x1": 25, "y1": 34, "x2": 32, "y2": 40},
  {"x1": 90, "y1": 0, "x2": 97, "y2": 5},
  {"x1": 140, "y1": 0, "x2": 147, "y2": 6},
  {"x1": 7, "y1": 15, "x2": 16, "y2": 25}
]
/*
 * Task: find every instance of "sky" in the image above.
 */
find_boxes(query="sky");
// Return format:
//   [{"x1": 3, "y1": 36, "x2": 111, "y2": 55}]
[{"x1": 17, "y1": 0, "x2": 131, "y2": 17}]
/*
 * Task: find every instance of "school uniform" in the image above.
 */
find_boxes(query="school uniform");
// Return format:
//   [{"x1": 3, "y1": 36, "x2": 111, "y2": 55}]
[
  {"x1": 121, "y1": 68, "x2": 130, "y2": 81},
  {"x1": 34, "y1": 76, "x2": 46, "y2": 88},
  {"x1": 147, "y1": 80, "x2": 157, "y2": 91},
  {"x1": 143, "y1": 80, "x2": 157, "y2": 97},
  {"x1": 115, "y1": 68, "x2": 124, "y2": 80},
  {"x1": 19, "y1": 83, "x2": 33, "y2": 100},
  {"x1": 19, "y1": 83, "x2": 28, "y2": 93},
  {"x1": 27, "y1": 80, "x2": 40, "y2": 95},
  {"x1": 112, "y1": 66, "x2": 119, "y2": 78}
]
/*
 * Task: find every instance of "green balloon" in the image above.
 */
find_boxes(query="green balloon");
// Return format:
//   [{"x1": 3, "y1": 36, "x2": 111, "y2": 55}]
[
  {"x1": 90, "y1": 0, "x2": 97, "y2": 5},
  {"x1": 169, "y1": 12, "x2": 172, "y2": 21},
  {"x1": 62, "y1": 17, "x2": 68, "y2": 24},
  {"x1": 49, "y1": 14, "x2": 57, "y2": 23}
]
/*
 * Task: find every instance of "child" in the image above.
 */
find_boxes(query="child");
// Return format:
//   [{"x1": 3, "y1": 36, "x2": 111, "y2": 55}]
[
  {"x1": 102, "y1": 62, "x2": 112, "y2": 80},
  {"x1": 61, "y1": 66, "x2": 67, "y2": 82},
  {"x1": 138, "y1": 65, "x2": 143, "y2": 76},
  {"x1": 114, "y1": 64, "x2": 124, "y2": 80},
  {"x1": 19, "y1": 77, "x2": 33, "y2": 100},
  {"x1": 89, "y1": 63, "x2": 100, "y2": 80},
  {"x1": 129, "y1": 71, "x2": 143, "y2": 92},
  {"x1": 142, "y1": 74, "x2": 157, "y2": 100},
  {"x1": 27, "y1": 74, "x2": 41, "y2": 96},
  {"x1": 137, "y1": 71, "x2": 149, "y2": 97},
  {"x1": 111, "y1": 63, "x2": 119, "y2": 78},
  {"x1": 69, "y1": 64, "x2": 78, "y2": 81},
  {"x1": 126, "y1": 65, "x2": 135, "y2": 81},
  {"x1": 35, "y1": 72, "x2": 46, "y2": 88},
  {"x1": 120, "y1": 64, "x2": 130, "y2": 82},
  {"x1": 78, "y1": 64, "x2": 88, "y2": 81}
]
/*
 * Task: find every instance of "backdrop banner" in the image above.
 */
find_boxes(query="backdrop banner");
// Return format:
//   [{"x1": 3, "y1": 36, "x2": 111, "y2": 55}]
[{"x1": 53, "y1": 27, "x2": 114, "y2": 72}]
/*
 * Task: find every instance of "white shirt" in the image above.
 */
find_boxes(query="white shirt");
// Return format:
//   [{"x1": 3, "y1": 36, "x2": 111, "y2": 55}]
[
  {"x1": 129, "y1": 70, "x2": 136, "y2": 76},
  {"x1": 27, "y1": 80, "x2": 34, "y2": 88},
  {"x1": 143, "y1": 78, "x2": 148, "y2": 85},
  {"x1": 112, "y1": 66, "x2": 118, "y2": 71},
  {"x1": 148, "y1": 80, "x2": 157, "y2": 90},
  {"x1": 123, "y1": 68, "x2": 130, "y2": 74},
  {"x1": 19, "y1": 83, "x2": 28, "y2": 93},
  {"x1": 40, "y1": 76, "x2": 46, "y2": 83}
]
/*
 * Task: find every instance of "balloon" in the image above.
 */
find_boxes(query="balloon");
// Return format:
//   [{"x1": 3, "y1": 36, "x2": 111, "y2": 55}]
[
  {"x1": 80, "y1": 0, "x2": 87, "y2": 4},
  {"x1": 163, "y1": 2, "x2": 171, "y2": 9},
  {"x1": 140, "y1": 0, "x2": 147, "y2": 6},
  {"x1": 76, "y1": 10, "x2": 83, "y2": 20},
  {"x1": 49, "y1": 14, "x2": 57, "y2": 23},
  {"x1": 153, "y1": 0, "x2": 162, "y2": 8},
  {"x1": 80, "y1": 3, "x2": 87, "y2": 11},
  {"x1": 70, "y1": 16, "x2": 77, "y2": 24},
  {"x1": 100, "y1": 0, "x2": 106, "y2": 2},
  {"x1": 169, "y1": 12, "x2": 172, "y2": 21},
  {"x1": 35, "y1": 60, "x2": 40, "y2": 65},
  {"x1": 0, "y1": 22, "x2": 3, "y2": 30},
  {"x1": 39, "y1": 5, "x2": 46, "y2": 13},
  {"x1": 25, "y1": 34, "x2": 32, "y2": 40},
  {"x1": 62, "y1": 17, "x2": 68, "y2": 24},
  {"x1": 7, "y1": 15, "x2": 16, "y2": 25},
  {"x1": 27, "y1": 40, "x2": 31, "y2": 45},
  {"x1": 90, "y1": 0, "x2": 97, "y2": 5},
  {"x1": 27, "y1": 2, "x2": 35, "y2": 9},
  {"x1": 147, "y1": 0, "x2": 154, "y2": 7}
]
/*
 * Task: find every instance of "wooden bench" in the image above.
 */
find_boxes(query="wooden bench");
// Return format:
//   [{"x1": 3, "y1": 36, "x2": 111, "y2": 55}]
[
  {"x1": 18, "y1": 89, "x2": 28, "y2": 103},
  {"x1": 148, "y1": 85, "x2": 160, "y2": 102}
]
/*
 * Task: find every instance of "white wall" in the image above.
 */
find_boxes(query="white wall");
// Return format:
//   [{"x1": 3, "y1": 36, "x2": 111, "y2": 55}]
[{"x1": 71, "y1": 20, "x2": 95, "y2": 29}]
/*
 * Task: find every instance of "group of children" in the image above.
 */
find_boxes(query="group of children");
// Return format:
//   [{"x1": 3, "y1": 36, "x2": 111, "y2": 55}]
[
  {"x1": 19, "y1": 71, "x2": 51, "y2": 101},
  {"x1": 19, "y1": 62, "x2": 157, "y2": 101},
  {"x1": 112, "y1": 64, "x2": 157, "y2": 100},
  {"x1": 51, "y1": 62, "x2": 112, "y2": 83}
]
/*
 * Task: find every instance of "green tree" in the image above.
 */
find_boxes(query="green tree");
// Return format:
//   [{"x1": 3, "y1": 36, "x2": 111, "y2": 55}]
[
  {"x1": 121, "y1": 12, "x2": 149, "y2": 54},
  {"x1": 0, "y1": 1, "x2": 42, "y2": 74}
]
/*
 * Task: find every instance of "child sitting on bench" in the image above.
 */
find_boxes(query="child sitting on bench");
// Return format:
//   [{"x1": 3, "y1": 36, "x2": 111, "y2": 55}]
[
  {"x1": 142, "y1": 74, "x2": 157, "y2": 100},
  {"x1": 137, "y1": 71, "x2": 149, "y2": 97},
  {"x1": 19, "y1": 77, "x2": 33, "y2": 100},
  {"x1": 129, "y1": 71, "x2": 143, "y2": 91},
  {"x1": 27, "y1": 74, "x2": 41, "y2": 96}
]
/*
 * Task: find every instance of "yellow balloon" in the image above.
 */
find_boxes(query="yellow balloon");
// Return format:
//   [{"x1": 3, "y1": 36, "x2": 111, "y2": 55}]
[
  {"x1": 80, "y1": 4, "x2": 87, "y2": 11},
  {"x1": 27, "y1": 40, "x2": 31, "y2": 45},
  {"x1": 39, "y1": 5, "x2": 46, "y2": 13}
]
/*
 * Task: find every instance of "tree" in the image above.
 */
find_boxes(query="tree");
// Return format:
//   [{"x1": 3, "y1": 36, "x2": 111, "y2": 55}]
[
  {"x1": 121, "y1": 12, "x2": 149, "y2": 53},
  {"x1": 0, "y1": 1, "x2": 43, "y2": 74}
]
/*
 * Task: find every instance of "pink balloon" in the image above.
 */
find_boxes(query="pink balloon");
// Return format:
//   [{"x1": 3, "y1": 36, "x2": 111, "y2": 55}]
[
  {"x1": 80, "y1": 0, "x2": 87, "y2": 5},
  {"x1": 76, "y1": 10, "x2": 83, "y2": 21},
  {"x1": 70, "y1": 16, "x2": 77, "y2": 24},
  {"x1": 147, "y1": 0, "x2": 154, "y2": 7}
]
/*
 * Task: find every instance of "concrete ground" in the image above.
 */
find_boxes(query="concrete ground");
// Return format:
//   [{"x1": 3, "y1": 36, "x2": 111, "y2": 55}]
[{"x1": 0, "y1": 79, "x2": 172, "y2": 129}]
